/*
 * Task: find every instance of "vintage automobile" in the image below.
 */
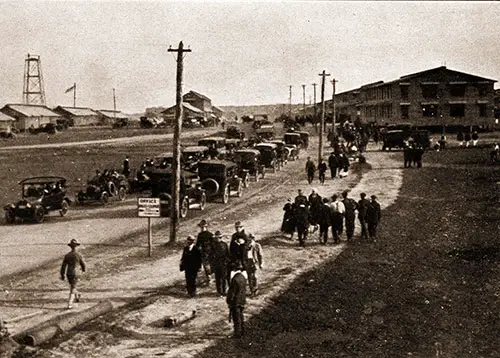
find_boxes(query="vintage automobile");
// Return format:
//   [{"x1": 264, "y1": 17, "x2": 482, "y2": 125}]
[
  {"x1": 152, "y1": 152, "x2": 174, "y2": 169},
  {"x1": 182, "y1": 145, "x2": 210, "y2": 173},
  {"x1": 224, "y1": 138, "x2": 244, "y2": 157},
  {"x1": 233, "y1": 149, "x2": 265, "y2": 184},
  {"x1": 198, "y1": 160, "x2": 244, "y2": 203},
  {"x1": 4, "y1": 176, "x2": 71, "y2": 223},
  {"x1": 252, "y1": 114, "x2": 272, "y2": 129},
  {"x1": 198, "y1": 137, "x2": 227, "y2": 159},
  {"x1": 295, "y1": 131, "x2": 310, "y2": 149},
  {"x1": 382, "y1": 130, "x2": 406, "y2": 151},
  {"x1": 284, "y1": 132, "x2": 303, "y2": 151},
  {"x1": 270, "y1": 139, "x2": 289, "y2": 165},
  {"x1": 149, "y1": 168, "x2": 206, "y2": 218},
  {"x1": 226, "y1": 125, "x2": 245, "y2": 139},
  {"x1": 409, "y1": 129, "x2": 431, "y2": 149},
  {"x1": 77, "y1": 169, "x2": 129, "y2": 204},
  {"x1": 254, "y1": 142, "x2": 280, "y2": 172},
  {"x1": 256, "y1": 125, "x2": 275, "y2": 141}
]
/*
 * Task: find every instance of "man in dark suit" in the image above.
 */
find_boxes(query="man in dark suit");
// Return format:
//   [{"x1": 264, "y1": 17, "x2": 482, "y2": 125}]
[
  {"x1": 227, "y1": 263, "x2": 247, "y2": 338},
  {"x1": 328, "y1": 152, "x2": 339, "y2": 179},
  {"x1": 317, "y1": 198, "x2": 331, "y2": 244},
  {"x1": 180, "y1": 236, "x2": 202, "y2": 297},
  {"x1": 229, "y1": 221, "x2": 249, "y2": 270},
  {"x1": 367, "y1": 195, "x2": 382, "y2": 240},
  {"x1": 210, "y1": 231, "x2": 230, "y2": 296},
  {"x1": 342, "y1": 190, "x2": 358, "y2": 241},
  {"x1": 357, "y1": 192, "x2": 370, "y2": 240},
  {"x1": 196, "y1": 219, "x2": 214, "y2": 285}
]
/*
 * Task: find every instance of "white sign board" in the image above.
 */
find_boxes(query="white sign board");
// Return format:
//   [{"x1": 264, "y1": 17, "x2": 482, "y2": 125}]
[{"x1": 137, "y1": 197, "x2": 160, "y2": 217}]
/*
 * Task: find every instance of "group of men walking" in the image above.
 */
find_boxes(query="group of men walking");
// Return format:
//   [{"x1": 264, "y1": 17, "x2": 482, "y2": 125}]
[
  {"x1": 305, "y1": 152, "x2": 351, "y2": 185},
  {"x1": 282, "y1": 189, "x2": 381, "y2": 246},
  {"x1": 179, "y1": 220, "x2": 264, "y2": 338}
]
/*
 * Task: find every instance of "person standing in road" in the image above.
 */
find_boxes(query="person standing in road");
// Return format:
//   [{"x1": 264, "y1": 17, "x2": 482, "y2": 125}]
[
  {"x1": 366, "y1": 195, "x2": 382, "y2": 240},
  {"x1": 196, "y1": 220, "x2": 214, "y2": 285},
  {"x1": 210, "y1": 231, "x2": 230, "y2": 297},
  {"x1": 317, "y1": 197, "x2": 331, "y2": 244},
  {"x1": 229, "y1": 221, "x2": 249, "y2": 269},
  {"x1": 246, "y1": 234, "x2": 263, "y2": 297},
  {"x1": 122, "y1": 155, "x2": 130, "y2": 178},
  {"x1": 294, "y1": 189, "x2": 309, "y2": 207},
  {"x1": 328, "y1": 152, "x2": 339, "y2": 179},
  {"x1": 308, "y1": 188, "x2": 323, "y2": 233},
  {"x1": 180, "y1": 235, "x2": 202, "y2": 297},
  {"x1": 342, "y1": 190, "x2": 358, "y2": 242},
  {"x1": 295, "y1": 204, "x2": 310, "y2": 247},
  {"x1": 472, "y1": 130, "x2": 479, "y2": 147},
  {"x1": 305, "y1": 157, "x2": 316, "y2": 184},
  {"x1": 60, "y1": 239, "x2": 86, "y2": 309},
  {"x1": 226, "y1": 263, "x2": 247, "y2": 339},
  {"x1": 357, "y1": 192, "x2": 370, "y2": 240},
  {"x1": 281, "y1": 198, "x2": 296, "y2": 240},
  {"x1": 329, "y1": 194, "x2": 345, "y2": 243},
  {"x1": 318, "y1": 159, "x2": 327, "y2": 185}
]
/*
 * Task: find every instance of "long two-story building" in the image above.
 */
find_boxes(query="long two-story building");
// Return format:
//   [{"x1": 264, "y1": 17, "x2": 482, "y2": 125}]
[{"x1": 331, "y1": 66, "x2": 496, "y2": 128}]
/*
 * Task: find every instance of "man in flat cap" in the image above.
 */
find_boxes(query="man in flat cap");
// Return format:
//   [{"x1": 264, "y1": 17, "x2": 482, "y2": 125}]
[
  {"x1": 60, "y1": 239, "x2": 86, "y2": 309},
  {"x1": 180, "y1": 235, "x2": 202, "y2": 297},
  {"x1": 196, "y1": 219, "x2": 214, "y2": 285},
  {"x1": 366, "y1": 195, "x2": 381, "y2": 240}
]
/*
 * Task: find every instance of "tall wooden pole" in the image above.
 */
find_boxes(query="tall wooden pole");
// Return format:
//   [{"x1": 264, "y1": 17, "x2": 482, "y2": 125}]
[
  {"x1": 318, "y1": 70, "x2": 330, "y2": 164},
  {"x1": 288, "y1": 85, "x2": 292, "y2": 119},
  {"x1": 331, "y1": 79, "x2": 338, "y2": 135},
  {"x1": 112, "y1": 88, "x2": 116, "y2": 122},
  {"x1": 73, "y1": 83, "x2": 76, "y2": 108},
  {"x1": 312, "y1": 83, "x2": 317, "y2": 132},
  {"x1": 168, "y1": 41, "x2": 191, "y2": 244},
  {"x1": 302, "y1": 84, "x2": 306, "y2": 114}
]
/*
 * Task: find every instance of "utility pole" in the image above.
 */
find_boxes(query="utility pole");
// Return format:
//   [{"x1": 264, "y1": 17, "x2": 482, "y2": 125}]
[
  {"x1": 73, "y1": 83, "x2": 77, "y2": 108},
  {"x1": 312, "y1": 83, "x2": 317, "y2": 132},
  {"x1": 302, "y1": 84, "x2": 306, "y2": 114},
  {"x1": 288, "y1": 85, "x2": 292, "y2": 119},
  {"x1": 318, "y1": 70, "x2": 330, "y2": 164},
  {"x1": 112, "y1": 88, "x2": 116, "y2": 123},
  {"x1": 331, "y1": 79, "x2": 338, "y2": 135},
  {"x1": 168, "y1": 41, "x2": 191, "y2": 244}
]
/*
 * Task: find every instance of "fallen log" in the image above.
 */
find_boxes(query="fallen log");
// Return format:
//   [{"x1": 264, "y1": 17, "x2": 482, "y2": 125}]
[{"x1": 164, "y1": 310, "x2": 196, "y2": 328}]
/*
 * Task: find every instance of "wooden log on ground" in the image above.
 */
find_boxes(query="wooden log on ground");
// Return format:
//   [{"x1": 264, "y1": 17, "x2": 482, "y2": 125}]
[{"x1": 164, "y1": 310, "x2": 196, "y2": 328}]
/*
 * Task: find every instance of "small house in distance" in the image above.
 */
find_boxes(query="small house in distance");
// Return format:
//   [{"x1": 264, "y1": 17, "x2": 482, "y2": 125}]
[
  {"x1": 0, "y1": 104, "x2": 60, "y2": 131},
  {"x1": 0, "y1": 112, "x2": 15, "y2": 134},
  {"x1": 97, "y1": 109, "x2": 129, "y2": 127},
  {"x1": 183, "y1": 90, "x2": 212, "y2": 113},
  {"x1": 53, "y1": 106, "x2": 100, "y2": 127}
]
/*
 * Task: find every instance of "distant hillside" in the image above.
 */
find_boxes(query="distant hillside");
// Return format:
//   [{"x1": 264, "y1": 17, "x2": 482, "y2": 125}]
[{"x1": 220, "y1": 104, "x2": 303, "y2": 121}]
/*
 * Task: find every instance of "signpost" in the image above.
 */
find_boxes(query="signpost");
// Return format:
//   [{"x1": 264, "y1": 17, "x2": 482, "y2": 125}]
[{"x1": 137, "y1": 198, "x2": 160, "y2": 257}]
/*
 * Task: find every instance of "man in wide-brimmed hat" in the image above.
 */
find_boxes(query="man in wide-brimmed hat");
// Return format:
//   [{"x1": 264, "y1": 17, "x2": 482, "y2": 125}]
[
  {"x1": 210, "y1": 231, "x2": 230, "y2": 296},
  {"x1": 196, "y1": 219, "x2": 214, "y2": 286},
  {"x1": 180, "y1": 235, "x2": 202, "y2": 297},
  {"x1": 60, "y1": 239, "x2": 86, "y2": 309}
]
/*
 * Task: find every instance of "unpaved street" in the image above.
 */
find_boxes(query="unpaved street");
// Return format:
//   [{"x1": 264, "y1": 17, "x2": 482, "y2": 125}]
[{"x1": 0, "y1": 135, "x2": 404, "y2": 357}]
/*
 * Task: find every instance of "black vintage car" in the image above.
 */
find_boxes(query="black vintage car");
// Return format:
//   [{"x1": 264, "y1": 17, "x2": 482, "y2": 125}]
[
  {"x1": 233, "y1": 149, "x2": 265, "y2": 184},
  {"x1": 198, "y1": 137, "x2": 227, "y2": 159},
  {"x1": 149, "y1": 168, "x2": 206, "y2": 218},
  {"x1": 182, "y1": 145, "x2": 210, "y2": 173},
  {"x1": 270, "y1": 140, "x2": 289, "y2": 166},
  {"x1": 4, "y1": 176, "x2": 71, "y2": 223},
  {"x1": 255, "y1": 125, "x2": 275, "y2": 140},
  {"x1": 295, "y1": 131, "x2": 310, "y2": 149},
  {"x1": 382, "y1": 130, "x2": 406, "y2": 151},
  {"x1": 77, "y1": 169, "x2": 129, "y2": 204},
  {"x1": 198, "y1": 160, "x2": 244, "y2": 203},
  {"x1": 254, "y1": 142, "x2": 280, "y2": 172},
  {"x1": 284, "y1": 132, "x2": 303, "y2": 152}
]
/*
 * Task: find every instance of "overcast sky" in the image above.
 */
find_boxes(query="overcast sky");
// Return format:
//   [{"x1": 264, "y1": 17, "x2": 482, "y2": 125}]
[{"x1": 0, "y1": 1, "x2": 499, "y2": 113}]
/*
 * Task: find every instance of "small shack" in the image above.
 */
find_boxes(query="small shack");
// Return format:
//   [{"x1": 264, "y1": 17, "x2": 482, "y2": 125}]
[
  {"x1": 53, "y1": 106, "x2": 100, "y2": 127},
  {"x1": 0, "y1": 104, "x2": 60, "y2": 131},
  {"x1": 97, "y1": 110, "x2": 129, "y2": 127},
  {"x1": 0, "y1": 112, "x2": 15, "y2": 133}
]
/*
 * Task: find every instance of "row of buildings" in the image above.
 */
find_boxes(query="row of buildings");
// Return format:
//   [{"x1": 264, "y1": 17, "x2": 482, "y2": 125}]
[
  {"x1": 0, "y1": 104, "x2": 129, "y2": 133},
  {"x1": 327, "y1": 66, "x2": 498, "y2": 128}
]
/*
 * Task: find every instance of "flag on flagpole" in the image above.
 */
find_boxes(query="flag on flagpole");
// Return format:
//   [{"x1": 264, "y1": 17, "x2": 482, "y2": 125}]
[{"x1": 65, "y1": 84, "x2": 75, "y2": 93}]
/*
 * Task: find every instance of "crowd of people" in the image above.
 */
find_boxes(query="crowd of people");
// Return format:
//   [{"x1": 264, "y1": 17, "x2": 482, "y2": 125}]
[
  {"x1": 281, "y1": 188, "x2": 381, "y2": 247},
  {"x1": 304, "y1": 152, "x2": 351, "y2": 185}
]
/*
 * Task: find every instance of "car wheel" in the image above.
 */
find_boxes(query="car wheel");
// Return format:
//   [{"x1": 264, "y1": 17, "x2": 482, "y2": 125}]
[
  {"x1": 101, "y1": 192, "x2": 110, "y2": 204},
  {"x1": 199, "y1": 192, "x2": 206, "y2": 211},
  {"x1": 76, "y1": 193, "x2": 84, "y2": 205},
  {"x1": 34, "y1": 207, "x2": 44, "y2": 223},
  {"x1": 236, "y1": 182, "x2": 242, "y2": 197},
  {"x1": 222, "y1": 185, "x2": 229, "y2": 204},
  {"x1": 261, "y1": 170, "x2": 265, "y2": 179},
  {"x1": 118, "y1": 186, "x2": 127, "y2": 201},
  {"x1": 180, "y1": 197, "x2": 189, "y2": 218},
  {"x1": 255, "y1": 173, "x2": 259, "y2": 182},
  {"x1": 5, "y1": 210, "x2": 15, "y2": 224},
  {"x1": 272, "y1": 163, "x2": 276, "y2": 173},
  {"x1": 59, "y1": 201, "x2": 69, "y2": 217},
  {"x1": 243, "y1": 176, "x2": 249, "y2": 189}
]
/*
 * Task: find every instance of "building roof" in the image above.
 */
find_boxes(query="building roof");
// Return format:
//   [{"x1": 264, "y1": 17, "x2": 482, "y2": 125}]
[
  {"x1": 399, "y1": 66, "x2": 496, "y2": 82},
  {"x1": 0, "y1": 112, "x2": 15, "y2": 122},
  {"x1": 97, "y1": 109, "x2": 129, "y2": 119},
  {"x1": 162, "y1": 102, "x2": 203, "y2": 114},
  {"x1": 1, "y1": 104, "x2": 60, "y2": 117},
  {"x1": 54, "y1": 106, "x2": 99, "y2": 116},
  {"x1": 184, "y1": 90, "x2": 211, "y2": 102}
]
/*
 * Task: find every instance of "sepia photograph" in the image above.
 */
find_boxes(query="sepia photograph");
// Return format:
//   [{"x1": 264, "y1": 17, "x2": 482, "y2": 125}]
[{"x1": 0, "y1": 1, "x2": 499, "y2": 357}]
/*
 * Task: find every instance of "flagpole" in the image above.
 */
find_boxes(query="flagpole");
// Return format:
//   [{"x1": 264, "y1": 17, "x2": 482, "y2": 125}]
[{"x1": 73, "y1": 83, "x2": 76, "y2": 108}]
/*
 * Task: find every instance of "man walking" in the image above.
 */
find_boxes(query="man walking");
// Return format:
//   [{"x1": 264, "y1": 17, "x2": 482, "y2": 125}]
[
  {"x1": 342, "y1": 190, "x2": 358, "y2": 241},
  {"x1": 122, "y1": 155, "x2": 130, "y2": 177},
  {"x1": 318, "y1": 159, "x2": 327, "y2": 185},
  {"x1": 229, "y1": 221, "x2": 249, "y2": 269},
  {"x1": 294, "y1": 189, "x2": 309, "y2": 207},
  {"x1": 295, "y1": 203, "x2": 310, "y2": 247},
  {"x1": 305, "y1": 157, "x2": 316, "y2": 184},
  {"x1": 180, "y1": 236, "x2": 202, "y2": 297},
  {"x1": 328, "y1": 152, "x2": 339, "y2": 179},
  {"x1": 246, "y1": 234, "x2": 263, "y2": 297},
  {"x1": 357, "y1": 192, "x2": 370, "y2": 240},
  {"x1": 210, "y1": 231, "x2": 229, "y2": 297},
  {"x1": 227, "y1": 263, "x2": 247, "y2": 338},
  {"x1": 329, "y1": 194, "x2": 345, "y2": 243},
  {"x1": 317, "y1": 197, "x2": 331, "y2": 244},
  {"x1": 196, "y1": 220, "x2": 214, "y2": 285},
  {"x1": 60, "y1": 239, "x2": 86, "y2": 309},
  {"x1": 367, "y1": 195, "x2": 382, "y2": 240}
]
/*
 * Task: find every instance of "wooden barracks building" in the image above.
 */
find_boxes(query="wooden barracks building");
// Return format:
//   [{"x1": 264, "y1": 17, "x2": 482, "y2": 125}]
[{"x1": 331, "y1": 66, "x2": 497, "y2": 128}]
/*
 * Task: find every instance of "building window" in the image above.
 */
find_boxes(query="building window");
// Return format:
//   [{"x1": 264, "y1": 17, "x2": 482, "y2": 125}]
[
  {"x1": 400, "y1": 86, "x2": 409, "y2": 100},
  {"x1": 422, "y1": 104, "x2": 438, "y2": 117},
  {"x1": 421, "y1": 84, "x2": 439, "y2": 99},
  {"x1": 449, "y1": 84, "x2": 466, "y2": 97},
  {"x1": 479, "y1": 103, "x2": 488, "y2": 117},
  {"x1": 401, "y1": 105, "x2": 409, "y2": 119},
  {"x1": 449, "y1": 104, "x2": 465, "y2": 117}
]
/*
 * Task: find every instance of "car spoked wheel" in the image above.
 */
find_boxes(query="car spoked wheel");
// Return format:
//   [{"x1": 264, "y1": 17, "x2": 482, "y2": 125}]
[
  {"x1": 59, "y1": 201, "x2": 69, "y2": 217},
  {"x1": 118, "y1": 187, "x2": 127, "y2": 201},
  {"x1": 222, "y1": 185, "x2": 229, "y2": 204},
  {"x1": 34, "y1": 207, "x2": 45, "y2": 223},
  {"x1": 101, "y1": 192, "x2": 110, "y2": 204},
  {"x1": 180, "y1": 198, "x2": 189, "y2": 218},
  {"x1": 5, "y1": 210, "x2": 15, "y2": 224}
]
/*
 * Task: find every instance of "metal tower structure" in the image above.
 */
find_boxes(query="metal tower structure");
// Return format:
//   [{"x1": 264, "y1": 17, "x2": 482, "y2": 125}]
[{"x1": 22, "y1": 54, "x2": 46, "y2": 105}]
